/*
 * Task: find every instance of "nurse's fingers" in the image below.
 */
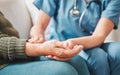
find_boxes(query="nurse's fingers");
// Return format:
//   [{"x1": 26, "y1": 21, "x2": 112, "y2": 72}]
[
  {"x1": 49, "y1": 56, "x2": 72, "y2": 61},
  {"x1": 29, "y1": 36, "x2": 45, "y2": 43},
  {"x1": 28, "y1": 37, "x2": 39, "y2": 43},
  {"x1": 53, "y1": 45, "x2": 83, "y2": 58}
]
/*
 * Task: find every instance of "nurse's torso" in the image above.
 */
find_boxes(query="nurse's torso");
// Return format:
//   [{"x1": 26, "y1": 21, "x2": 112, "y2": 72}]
[{"x1": 45, "y1": 0, "x2": 106, "y2": 41}]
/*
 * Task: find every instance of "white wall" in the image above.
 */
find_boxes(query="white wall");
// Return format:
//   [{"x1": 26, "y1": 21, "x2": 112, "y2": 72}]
[
  {"x1": 0, "y1": 0, "x2": 32, "y2": 39},
  {"x1": 26, "y1": 0, "x2": 39, "y2": 24},
  {"x1": 105, "y1": 22, "x2": 120, "y2": 42}
]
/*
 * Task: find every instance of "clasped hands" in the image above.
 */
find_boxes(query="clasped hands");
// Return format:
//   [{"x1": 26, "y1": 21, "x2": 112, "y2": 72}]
[{"x1": 26, "y1": 35, "x2": 83, "y2": 61}]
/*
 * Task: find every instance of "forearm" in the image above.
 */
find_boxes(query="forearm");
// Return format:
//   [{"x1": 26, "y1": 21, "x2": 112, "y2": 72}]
[
  {"x1": 34, "y1": 10, "x2": 51, "y2": 34},
  {"x1": 0, "y1": 35, "x2": 48, "y2": 60},
  {"x1": 71, "y1": 18, "x2": 114, "y2": 49},
  {"x1": 25, "y1": 42, "x2": 44, "y2": 56},
  {"x1": 71, "y1": 35, "x2": 104, "y2": 49}
]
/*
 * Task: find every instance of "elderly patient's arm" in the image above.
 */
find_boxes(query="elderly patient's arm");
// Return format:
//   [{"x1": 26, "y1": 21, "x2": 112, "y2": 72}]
[
  {"x1": 0, "y1": 33, "x2": 82, "y2": 61},
  {"x1": 25, "y1": 40, "x2": 83, "y2": 58}
]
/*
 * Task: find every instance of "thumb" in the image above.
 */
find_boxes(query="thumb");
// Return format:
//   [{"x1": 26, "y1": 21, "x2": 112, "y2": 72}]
[
  {"x1": 54, "y1": 45, "x2": 83, "y2": 58},
  {"x1": 72, "y1": 45, "x2": 83, "y2": 54},
  {"x1": 29, "y1": 36, "x2": 39, "y2": 43},
  {"x1": 65, "y1": 45, "x2": 83, "y2": 57},
  {"x1": 38, "y1": 36, "x2": 46, "y2": 43}
]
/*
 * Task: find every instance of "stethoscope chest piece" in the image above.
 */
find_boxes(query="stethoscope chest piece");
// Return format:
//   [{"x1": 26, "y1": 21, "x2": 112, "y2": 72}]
[
  {"x1": 70, "y1": 8, "x2": 80, "y2": 17},
  {"x1": 71, "y1": 0, "x2": 80, "y2": 17}
]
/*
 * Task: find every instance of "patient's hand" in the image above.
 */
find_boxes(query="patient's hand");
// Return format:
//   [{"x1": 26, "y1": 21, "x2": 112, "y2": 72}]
[
  {"x1": 45, "y1": 39, "x2": 83, "y2": 61},
  {"x1": 25, "y1": 40, "x2": 83, "y2": 59},
  {"x1": 46, "y1": 45, "x2": 83, "y2": 61}
]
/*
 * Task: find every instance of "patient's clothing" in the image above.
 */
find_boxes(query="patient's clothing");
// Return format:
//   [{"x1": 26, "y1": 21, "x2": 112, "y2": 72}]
[{"x1": 33, "y1": 0, "x2": 120, "y2": 75}]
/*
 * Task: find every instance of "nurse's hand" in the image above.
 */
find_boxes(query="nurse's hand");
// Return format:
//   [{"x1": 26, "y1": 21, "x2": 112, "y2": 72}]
[
  {"x1": 29, "y1": 25, "x2": 46, "y2": 43},
  {"x1": 42, "y1": 40, "x2": 83, "y2": 58},
  {"x1": 63, "y1": 39, "x2": 79, "y2": 49},
  {"x1": 26, "y1": 40, "x2": 83, "y2": 58},
  {"x1": 46, "y1": 44, "x2": 83, "y2": 61},
  {"x1": 29, "y1": 35, "x2": 45, "y2": 43},
  {"x1": 46, "y1": 55, "x2": 73, "y2": 61}
]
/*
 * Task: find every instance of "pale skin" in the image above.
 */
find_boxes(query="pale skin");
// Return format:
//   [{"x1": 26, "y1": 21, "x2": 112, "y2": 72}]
[
  {"x1": 25, "y1": 40, "x2": 83, "y2": 58},
  {"x1": 30, "y1": 9, "x2": 114, "y2": 60}
]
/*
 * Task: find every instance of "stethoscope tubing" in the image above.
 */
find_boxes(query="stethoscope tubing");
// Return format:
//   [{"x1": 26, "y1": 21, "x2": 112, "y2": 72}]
[
  {"x1": 78, "y1": 0, "x2": 101, "y2": 33},
  {"x1": 79, "y1": 1, "x2": 92, "y2": 30}
]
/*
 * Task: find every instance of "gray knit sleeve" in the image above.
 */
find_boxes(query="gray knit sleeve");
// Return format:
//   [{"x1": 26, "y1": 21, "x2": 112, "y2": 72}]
[{"x1": 0, "y1": 33, "x2": 31, "y2": 61}]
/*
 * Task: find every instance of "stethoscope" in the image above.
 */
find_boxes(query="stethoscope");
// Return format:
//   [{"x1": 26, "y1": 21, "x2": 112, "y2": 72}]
[{"x1": 70, "y1": 0, "x2": 101, "y2": 33}]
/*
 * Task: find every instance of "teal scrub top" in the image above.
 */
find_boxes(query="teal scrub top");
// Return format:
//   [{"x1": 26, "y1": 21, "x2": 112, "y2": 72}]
[{"x1": 33, "y1": 0, "x2": 120, "y2": 41}]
